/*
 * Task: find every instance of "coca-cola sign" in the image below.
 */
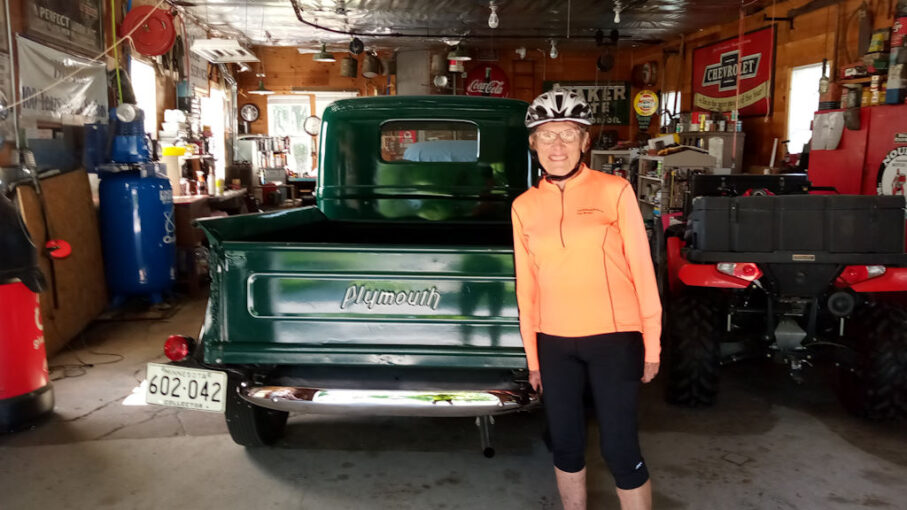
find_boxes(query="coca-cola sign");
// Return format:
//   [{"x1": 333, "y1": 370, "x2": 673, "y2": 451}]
[{"x1": 465, "y1": 65, "x2": 509, "y2": 97}]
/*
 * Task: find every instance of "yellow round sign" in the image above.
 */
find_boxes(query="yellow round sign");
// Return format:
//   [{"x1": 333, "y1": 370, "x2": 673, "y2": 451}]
[{"x1": 634, "y1": 90, "x2": 659, "y2": 117}]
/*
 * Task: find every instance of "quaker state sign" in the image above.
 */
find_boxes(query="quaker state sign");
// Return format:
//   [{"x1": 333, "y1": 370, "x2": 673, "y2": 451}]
[{"x1": 543, "y1": 81, "x2": 630, "y2": 125}]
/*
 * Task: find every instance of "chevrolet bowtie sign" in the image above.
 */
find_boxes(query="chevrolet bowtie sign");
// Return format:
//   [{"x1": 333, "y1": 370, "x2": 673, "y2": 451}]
[
  {"x1": 702, "y1": 51, "x2": 762, "y2": 92},
  {"x1": 692, "y1": 26, "x2": 776, "y2": 117}
]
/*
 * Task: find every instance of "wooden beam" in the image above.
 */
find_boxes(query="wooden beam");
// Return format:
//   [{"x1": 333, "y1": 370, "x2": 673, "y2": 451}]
[{"x1": 788, "y1": 0, "x2": 844, "y2": 19}]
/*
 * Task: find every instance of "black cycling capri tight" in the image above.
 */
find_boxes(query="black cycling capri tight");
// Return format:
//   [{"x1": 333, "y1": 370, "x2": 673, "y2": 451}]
[{"x1": 538, "y1": 331, "x2": 649, "y2": 490}]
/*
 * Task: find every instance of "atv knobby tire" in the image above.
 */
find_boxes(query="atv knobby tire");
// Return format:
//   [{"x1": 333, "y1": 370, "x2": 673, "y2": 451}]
[
  {"x1": 835, "y1": 302, "x2": 907, "y2": 420},
  {"x1": 225, "y1": 377, "x2": 289, "y2": 446},
  {"x1": 665, "y1": 294, "x2": 722, "y2": 407}
]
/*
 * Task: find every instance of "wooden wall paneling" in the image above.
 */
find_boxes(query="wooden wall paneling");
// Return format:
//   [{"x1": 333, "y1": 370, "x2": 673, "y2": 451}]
[
  {"x1": 238, "y1": 47, "x2": 386, "y2": 135},
  {"x1": 16, "y1": 170, "x2": 107, "y2": 356},
  {"x1": 630, "y1": 0, "x2": 895, "y2": 171},
  {"x1": 510, "y1": 59, "x2": 535, "y2": 103}
]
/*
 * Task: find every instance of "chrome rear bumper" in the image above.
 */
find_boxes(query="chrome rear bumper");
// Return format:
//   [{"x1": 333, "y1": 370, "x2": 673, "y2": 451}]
[{"x1": 241, "y1": 385, "x2": 539, "y2": 417}]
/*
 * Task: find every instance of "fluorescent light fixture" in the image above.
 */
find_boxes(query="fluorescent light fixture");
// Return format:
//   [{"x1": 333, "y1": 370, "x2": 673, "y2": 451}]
[{"x1": 190, "y1": 38, "x2": 260, "y2": 63}]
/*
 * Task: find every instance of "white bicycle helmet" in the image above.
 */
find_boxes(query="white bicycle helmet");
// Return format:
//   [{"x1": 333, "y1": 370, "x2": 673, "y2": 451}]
[{"x1": 525, "y1": 89, "x2": 593, "y2": 129}]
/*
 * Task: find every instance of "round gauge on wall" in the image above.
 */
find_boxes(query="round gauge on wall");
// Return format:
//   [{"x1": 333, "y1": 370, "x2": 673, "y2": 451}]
[
  {"x1": 240, "y1": 103, "x2": 260, "y2": 123},
  {"x1": 303, "y1": 115, "x2": 322, "y2": 136}
]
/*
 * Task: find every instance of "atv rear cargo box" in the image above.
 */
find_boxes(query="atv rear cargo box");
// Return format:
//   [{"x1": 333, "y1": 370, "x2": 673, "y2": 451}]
[{"x1": 686, "y1": 195, "x2": 907, "y2": 264}]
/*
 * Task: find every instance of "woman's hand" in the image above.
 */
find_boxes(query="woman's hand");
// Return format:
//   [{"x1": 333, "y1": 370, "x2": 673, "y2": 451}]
[
  {"x1": 641, "y1": 362, "x2": 659, "y2": 383},
  {"x1": 529, "y1": 370, "x2": 543, "y2": 395}
]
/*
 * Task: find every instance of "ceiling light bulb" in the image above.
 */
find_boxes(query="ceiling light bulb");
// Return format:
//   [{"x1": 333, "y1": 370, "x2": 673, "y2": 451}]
[
  {"x1": 549, "y1": 40, "x2": 558, "y2": 59},
  {"x1": 614, "y1": 1, "x2": 622, "y2": 24},
  {"x1": 488, "y1": 4, "x2": 499, "y2": 29}
]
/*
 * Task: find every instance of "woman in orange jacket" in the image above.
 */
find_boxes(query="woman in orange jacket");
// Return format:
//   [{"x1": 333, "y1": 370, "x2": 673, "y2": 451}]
[{"x1": 512, "y1": 90, "x2": 661, "y2": 510}]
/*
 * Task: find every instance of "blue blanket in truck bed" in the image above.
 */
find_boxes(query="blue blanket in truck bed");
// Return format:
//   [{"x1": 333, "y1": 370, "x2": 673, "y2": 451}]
[{"x1": 403, "y1": 140, "x2": 478, "y2": 162}]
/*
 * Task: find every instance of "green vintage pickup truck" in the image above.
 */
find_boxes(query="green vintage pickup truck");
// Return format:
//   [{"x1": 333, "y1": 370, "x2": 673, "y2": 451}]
[{"x1": 146, "y1": 96, "x2": 541, "y2": 453}]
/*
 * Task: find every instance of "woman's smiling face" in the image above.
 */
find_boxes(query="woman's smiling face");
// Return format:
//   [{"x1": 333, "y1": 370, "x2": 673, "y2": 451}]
[{"x1": 529, "y1": 121, "x2": 590, "y2": 177}]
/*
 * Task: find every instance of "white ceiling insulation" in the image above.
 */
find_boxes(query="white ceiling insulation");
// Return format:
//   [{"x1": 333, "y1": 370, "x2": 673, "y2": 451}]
[{"x1": 168, "y1": 0, "x2": 773, "y2": 51}]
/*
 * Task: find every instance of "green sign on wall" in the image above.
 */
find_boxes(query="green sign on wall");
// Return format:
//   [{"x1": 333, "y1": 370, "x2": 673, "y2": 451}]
[{"x1": 542, "y1": 81, "x2": 631, "y2": 126}]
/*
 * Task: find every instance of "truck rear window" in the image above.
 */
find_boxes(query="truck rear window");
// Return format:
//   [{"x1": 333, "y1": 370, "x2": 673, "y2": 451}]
[{"x1": 380, "y1": 121, "x2": 478, "y2": 163}]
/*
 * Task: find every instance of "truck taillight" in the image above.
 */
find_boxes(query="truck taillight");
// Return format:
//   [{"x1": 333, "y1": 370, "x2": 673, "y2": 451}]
[
  {"x1": 164, "y1": 335, "x2": 194, "y2": 362},
  {"x1": 716, "y1": 262, "x2": 762, "y2": 282},
  {"x1": 838, "y1": 265, "x2": 886, "y2": 286}
]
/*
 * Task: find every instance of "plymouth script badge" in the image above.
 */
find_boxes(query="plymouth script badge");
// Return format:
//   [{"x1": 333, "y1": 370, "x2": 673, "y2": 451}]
[{"x1": 341, "y1": 285, "x2": 442, "y2": 310}]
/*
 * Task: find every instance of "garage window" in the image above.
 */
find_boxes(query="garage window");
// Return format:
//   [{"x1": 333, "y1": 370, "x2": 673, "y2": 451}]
[
  {"x1": 130, "y1": 58, "x2": 157, "y2": 139},
  {"x1": 661, "y1": 91, "x2": 681, "y2": 130},
  {"x1": 380, "y1": 121, "x2": 478, "y2": 162},
  {"x1": 788, "y1": 63, "x2": 824, "y2": 154}
]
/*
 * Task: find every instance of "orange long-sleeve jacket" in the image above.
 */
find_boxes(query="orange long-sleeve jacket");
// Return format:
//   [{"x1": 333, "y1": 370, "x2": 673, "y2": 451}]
[{"x1": 511, "y1": 164, "x2": 662, "y2": 371}]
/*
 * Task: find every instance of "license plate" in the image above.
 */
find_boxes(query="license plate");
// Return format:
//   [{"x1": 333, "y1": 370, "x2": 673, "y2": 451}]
[{"x1": 145, "y1": 363, "x2": 227, "y2": 413}]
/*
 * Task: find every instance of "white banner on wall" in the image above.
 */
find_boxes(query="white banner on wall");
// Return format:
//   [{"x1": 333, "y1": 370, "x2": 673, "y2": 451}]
[
  {"x1": 17, "y1": 35, "x2": 107, "y2": 125},
  {"x1": 0, "y1": 54, "x2": 14, "y2": 143}
]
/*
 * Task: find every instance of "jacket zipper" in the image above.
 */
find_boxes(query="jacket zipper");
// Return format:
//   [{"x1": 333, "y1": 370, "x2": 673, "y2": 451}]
[{"x1": 559, "y1": 187, "x2": 566, "y2": 247}]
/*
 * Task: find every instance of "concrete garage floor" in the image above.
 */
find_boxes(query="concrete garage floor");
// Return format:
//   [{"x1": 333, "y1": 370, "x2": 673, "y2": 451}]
[{"x1": 1, "y1": 296, "x2": 906, "y2": 510}]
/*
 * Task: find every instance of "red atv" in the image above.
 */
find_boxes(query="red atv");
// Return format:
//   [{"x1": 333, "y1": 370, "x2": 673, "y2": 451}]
[{"x1": 655, "y1": 173, "x2": 907, "y2": 419}]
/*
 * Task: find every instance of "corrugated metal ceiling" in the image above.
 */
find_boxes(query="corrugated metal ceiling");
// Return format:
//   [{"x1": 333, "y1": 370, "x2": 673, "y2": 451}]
[{"x1": 169, "y1": 0, "x2": 772, "y2": 50}]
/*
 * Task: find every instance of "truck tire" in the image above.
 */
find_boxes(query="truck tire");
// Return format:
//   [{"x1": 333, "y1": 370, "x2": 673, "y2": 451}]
[
  {"x1": 225, "y1": 377, "x2": 289, "y2": 446},
  {"x1": 664, "y1": 294, "x2": 721, "y2": 407},
  {"x1": 835, "y1": 302, "x2": 907, "y2": 420}
]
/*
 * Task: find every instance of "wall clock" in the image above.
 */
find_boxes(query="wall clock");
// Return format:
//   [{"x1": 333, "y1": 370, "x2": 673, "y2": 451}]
[{"x1": 240, "y1": 103, "x2": 260, "y2": 123}]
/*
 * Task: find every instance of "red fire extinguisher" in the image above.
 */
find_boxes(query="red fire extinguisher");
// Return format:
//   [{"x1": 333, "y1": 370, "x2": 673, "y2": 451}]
[{"x1": 1, "y1": 192, "x2": 54, "y2": 432}]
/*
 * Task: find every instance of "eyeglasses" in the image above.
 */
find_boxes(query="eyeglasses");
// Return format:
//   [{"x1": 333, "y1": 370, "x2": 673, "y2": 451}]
[{"x1": 533, "y1": 128, "x2": 583, "y2": 145}]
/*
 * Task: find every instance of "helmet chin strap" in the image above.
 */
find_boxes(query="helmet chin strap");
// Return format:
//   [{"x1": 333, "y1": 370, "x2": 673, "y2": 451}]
[{"x1": 544, "y1": 151, "x2": 585, "y2": 182}]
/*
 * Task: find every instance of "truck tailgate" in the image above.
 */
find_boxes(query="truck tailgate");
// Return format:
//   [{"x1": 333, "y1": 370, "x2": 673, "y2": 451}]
[{"x1": 204, "y1": 242, "x2": 523, "y2": 369}]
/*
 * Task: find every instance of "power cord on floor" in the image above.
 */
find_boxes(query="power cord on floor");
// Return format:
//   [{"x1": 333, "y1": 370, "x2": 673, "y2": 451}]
[{"x1": 48, "y1": 328, "x2": 125, "y2": 382}]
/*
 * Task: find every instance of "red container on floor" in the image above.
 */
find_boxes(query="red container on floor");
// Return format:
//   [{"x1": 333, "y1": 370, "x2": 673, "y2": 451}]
[{"x1": 0, "y1": 281, "x2": 54, "y2": 432}]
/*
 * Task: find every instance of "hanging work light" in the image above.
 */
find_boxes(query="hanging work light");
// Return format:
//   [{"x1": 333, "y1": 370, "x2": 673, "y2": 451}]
[
  {"x1": 313, "y1": 43, "x2": 336, "y2": 63},
  {"x1": 248, "y1": 79, "x2": 274, "y2": 95},
  {"x1": 447, "y1": 45, "x2": 472, "y2": 61}
]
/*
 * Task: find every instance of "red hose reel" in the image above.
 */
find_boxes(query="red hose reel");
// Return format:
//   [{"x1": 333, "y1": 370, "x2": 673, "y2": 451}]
[{"x1": 119, "y1": 5, "x2": 177, "y2": 57}]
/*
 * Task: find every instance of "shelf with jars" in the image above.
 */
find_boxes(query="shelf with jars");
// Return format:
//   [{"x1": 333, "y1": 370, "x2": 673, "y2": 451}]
[{"x1": 636, "y1": 150, "x2": 717, "y2": 219}]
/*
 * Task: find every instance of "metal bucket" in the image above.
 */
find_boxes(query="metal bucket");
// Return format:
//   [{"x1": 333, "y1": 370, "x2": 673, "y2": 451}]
[
  {"x1": 362, "y1": 54, "x2": 379, "y2": 78},
  {"x1": 340, "y1": 56, "x2": 357, "y2": 77},
  {"x1": 430, "y1": 54, "x2": 445, "y2": 75},
  {"x1": 386, "y1": 55, "x2": 396, "y2": 75}
]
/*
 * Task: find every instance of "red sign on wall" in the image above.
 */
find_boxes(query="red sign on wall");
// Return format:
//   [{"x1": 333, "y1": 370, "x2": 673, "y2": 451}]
[
  {"x1": 465, "y1": 65, "x2": 509, "y2": 97},
  {"x1": 692, "y1": 25, "x2": 776, "y2": 117}
]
